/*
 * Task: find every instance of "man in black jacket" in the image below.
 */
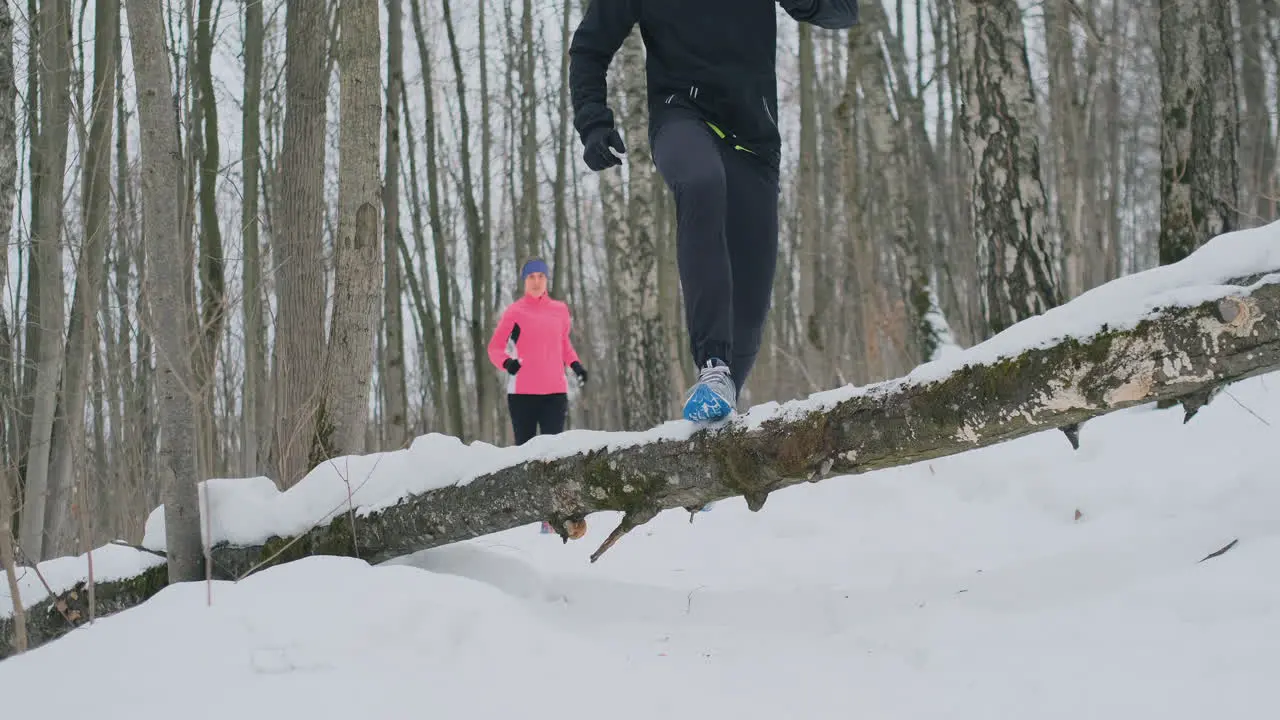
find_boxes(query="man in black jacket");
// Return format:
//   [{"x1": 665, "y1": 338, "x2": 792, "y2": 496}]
[{"x1": 569, "y1": 0, "x2": 859, "y2": 423}]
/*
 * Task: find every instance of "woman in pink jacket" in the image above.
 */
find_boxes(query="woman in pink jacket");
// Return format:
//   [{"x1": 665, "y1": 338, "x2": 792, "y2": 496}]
[{"x1": 488, "y1": 258, "x2": 588, "y2": 445}]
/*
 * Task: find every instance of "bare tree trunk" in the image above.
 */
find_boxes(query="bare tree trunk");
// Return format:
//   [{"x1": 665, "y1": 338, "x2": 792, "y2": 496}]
[
  {"x1": 836, "y1": 33, "x2": 876, "y2": 383},
  {"x1": 273, "y1": 0, "x2": 329, "y2": 487},
  {"x1": 0, "y1": 467, "x2": 25, "y2": 654},
  {"x1": 551, "y1": 0, "x2": 571, "y2": 299},
  {"x1": 45, "y1": 0, "x2": 118, "y2": 556},
  {"x1": 18, "y1": 0, "x2": 40, "y2": 478},
  {"x1": 406, "y1": 0, "x2": 464, "y2": 438},
  {"x1": 516, "y1": 0, "x2": 541, "y2": 263},
  {"x1": 797, "y1": 23, "x2": 824, "y2": 380},
  {"x1": 317, "y1": 0, "x2": 382, "y2": 459},
  {"x1": 381, "y1": 0, "x2": 407, "y2": 449},
  {"x1": 853, "y1": 11, "x2": 934, "y2": 368},
  {"x1": 240, "y1": 0, "x2": 268, "y2": 474},
  {"x1": 1158, "y1": 0, "x2": 1239, "y2": 264},
  {"x1": 957, "y1": 0, "x2": 1061, "y2": 337},
  {"x1": 0, "y1": 0, "x2": 16, "y2": 477},
  {"x1": 193, "y1": 0, "x2": 225, "y2": 481},
  {"x1": 440, "y1": 0, "x2": 492, "y2": 443},
  {"x1": 612, "y1": 30, "x2": 669, "y2": 429},
  {"x1": 20, "y1": 0, "x2": 73, "y2": 560},
  {"x1": 124, "y1": 0, "x2": 203, "y2": 582},
  {"x1": 0, "y1": 0, "x2": 12, "y2": 293},
  {"x1": 1043, "y1": 0, "x2": 1087, "y2": 299},
  {"x1": 1235, "y1": 0, "x2": 1275, "y2": 224}
]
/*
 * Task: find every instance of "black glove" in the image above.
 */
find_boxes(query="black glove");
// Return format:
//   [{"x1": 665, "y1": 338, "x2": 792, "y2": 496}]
[
  {"x1": 582, "y1": 126, "x2": 626, "y2": 171},
  {"x1": 503, "y1": 357, "x2": 521, "y2": 375},
  {"x1": 571, "y1": 361, "x2": 588, "y2": 385}
]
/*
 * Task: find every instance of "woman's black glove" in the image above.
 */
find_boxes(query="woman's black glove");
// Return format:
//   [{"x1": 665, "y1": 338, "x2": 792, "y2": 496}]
[
  {"x1": 503, "y1": 358, "x2": 521, "y2": 375},
  {"x1": 571, "y1": 361, "x2": 588, "y2": 385}
]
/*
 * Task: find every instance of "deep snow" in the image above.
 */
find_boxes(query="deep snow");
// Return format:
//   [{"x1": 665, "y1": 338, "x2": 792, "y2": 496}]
[{"x1": 1, "y1": 371, "x2": 1277, "y2": 719}]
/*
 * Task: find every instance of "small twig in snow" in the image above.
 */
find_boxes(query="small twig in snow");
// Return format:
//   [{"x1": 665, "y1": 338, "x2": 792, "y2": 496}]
[
  {"x1": 1223, "y1": 389, "x2": 1272, "y2": 427},
  {"x1": 590, "y1": 506, "x2": 659, "y2": 563},
  {"x1": 15, "y1": 545, "x2": 79, "y2": 628},
  {"x1": 1199, "y1": 538, "x2": 1239, "y2": 563},
  {"x1": 204, "y1": 480, "x2": 214, "y2": 607}
]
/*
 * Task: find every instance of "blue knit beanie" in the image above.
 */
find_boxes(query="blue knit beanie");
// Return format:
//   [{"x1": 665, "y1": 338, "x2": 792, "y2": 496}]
[{"x1": 521, "y1": 258, "x2": 549, "y2": 281}]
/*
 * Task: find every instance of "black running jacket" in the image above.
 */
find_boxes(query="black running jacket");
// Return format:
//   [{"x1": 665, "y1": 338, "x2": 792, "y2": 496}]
[{"x1": 569, "y1": 0, "x2": 859, "y2": 169}]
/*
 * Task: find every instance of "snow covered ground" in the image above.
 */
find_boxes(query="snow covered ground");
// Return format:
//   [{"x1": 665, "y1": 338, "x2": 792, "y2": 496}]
[
  {"x1": 2, "y1": 223, "x2": 1278, "y2": 717},
  {"x1": 1, "y1": 369, "x2": 1278, "y2": 719}
]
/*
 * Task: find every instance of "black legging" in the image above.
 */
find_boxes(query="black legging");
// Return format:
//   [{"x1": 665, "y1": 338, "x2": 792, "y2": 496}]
[{"x1": 508, "y1": 393, "x2": 568, "y2": 445}]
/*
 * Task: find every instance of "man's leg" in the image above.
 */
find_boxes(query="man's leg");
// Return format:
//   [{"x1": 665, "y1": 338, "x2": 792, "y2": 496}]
[
  {"x1": 722, "y1": 150, "x2": 781, "y2": 395},
  {"x1": 651, "y1": 118, "x2": 732, "y2": 368},
  {"x1": 507, "y1": 394, "x2": 539, "y2": 445}
]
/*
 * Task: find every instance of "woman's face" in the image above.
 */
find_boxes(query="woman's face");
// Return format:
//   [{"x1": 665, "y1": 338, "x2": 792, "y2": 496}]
[{"x1": 524, "y1": 271, "x2": 547, "y2": 297}]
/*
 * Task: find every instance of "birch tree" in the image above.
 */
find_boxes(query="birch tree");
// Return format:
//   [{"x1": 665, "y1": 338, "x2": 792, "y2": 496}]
[
  {"x1": 611, "y1": 30, "x2": 669, "y2": 429},
  {"x1": 957, "y1": 0, "x2": 1060, "y2": 337}
]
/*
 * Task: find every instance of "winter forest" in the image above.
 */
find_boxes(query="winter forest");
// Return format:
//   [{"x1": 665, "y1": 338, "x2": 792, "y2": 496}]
[{"x1": 1, "y1": 0, "x2": 1279, "y2": 659}]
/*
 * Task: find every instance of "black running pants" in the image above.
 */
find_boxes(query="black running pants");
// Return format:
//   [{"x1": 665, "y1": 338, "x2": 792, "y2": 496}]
[
  {"x1": 651, "y1": 118, "x2": 780, "y2": 394},
  {"x1": 507, "y1": 393, "x2": 568, "y2": 445}
]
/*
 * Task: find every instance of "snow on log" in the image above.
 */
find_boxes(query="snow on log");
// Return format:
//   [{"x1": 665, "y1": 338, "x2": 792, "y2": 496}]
[{"x1": 4, "y1": 242, "x2": 1280, "y2": 659}]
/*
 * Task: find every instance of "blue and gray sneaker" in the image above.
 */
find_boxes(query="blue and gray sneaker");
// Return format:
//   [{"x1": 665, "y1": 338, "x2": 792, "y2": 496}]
[{"x1": 682, "y1": 358, "x2": 737, "y2": 422}]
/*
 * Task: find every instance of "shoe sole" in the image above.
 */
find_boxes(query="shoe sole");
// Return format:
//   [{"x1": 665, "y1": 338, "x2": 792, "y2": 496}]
[{"x1": 682, "y1": 383, "x2": 734, "y2": 422}]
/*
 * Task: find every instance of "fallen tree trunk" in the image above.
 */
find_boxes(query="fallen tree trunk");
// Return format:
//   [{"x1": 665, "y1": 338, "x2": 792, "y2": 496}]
[{"x1": 5, "y1": 273, "x2": 1279, "y2": 659}]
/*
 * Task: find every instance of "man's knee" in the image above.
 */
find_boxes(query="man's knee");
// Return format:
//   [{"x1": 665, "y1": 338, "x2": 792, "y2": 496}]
[{"x1": 655, "y1": 124, "x2": 726, "y2": 198}]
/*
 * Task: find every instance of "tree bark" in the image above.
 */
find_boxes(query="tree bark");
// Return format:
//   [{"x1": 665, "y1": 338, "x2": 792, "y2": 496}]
[
  {"x1": 240, "y1": 0, "x2": 268, "y2": 475},
  {"x1": 317, "y1": 0, "x2": 382, "y2": 460},
  {"x1": 516, "y1": 0, "x2": 541, "y2": 265},
  {"x1": 1, "y1": 467, "x2": 26, "y2": 655},
  {"x1": 1234, "y1": 0, "x2": 1275, "y2": 224},
  {"x1": 124, "y1": 0, "x2": 203, "y2": 582},
  {"x1": 956, "y1": 0, "x2": 1061, "y2": 338},
  {"x1": 852, "y1": 13, "x2": 935, "y2": 368},
  {"x1": 398, "y1": 92, "x2": 446, "y2": 433},
  {"x1": 0, "y1": 0, "x2": 17, "y2": 478},
  {"x1": 193, "y1": 0, "x2": 226, "y2": 482},
  {"x1": 45, "y1": 0, "x2": 118, "y2": 557},
  {"x1": 273, "y1": 0, "x2": 329, "y2": 488},
  {"x1": 614, "y1": 29, "x2": 669, "y2": 429},
  {"x1": 20, "y1": 0, "x2": 74, "y2": 560},
  {"x1": 407, "y1": 0, "x2": 464, "y2": 439},
  {"x1": 0, "y1": 0, "x2": 13, "y2": 300},
  {"x1": 1158, "y1": 0, "x2": 1239, "y2": 265},
  {"x1": 1043, "y1": 0, "x2": 1088, "y2": 300},
  {"x1": 381, "y1": 0, "x2": 407, "y2": 449},
  {"x1": 9, "y1": 270, "x2": 1280, "y2": 658},
  {"x1": 440, "y1": 0, "x2": 492, "y2": 443}
]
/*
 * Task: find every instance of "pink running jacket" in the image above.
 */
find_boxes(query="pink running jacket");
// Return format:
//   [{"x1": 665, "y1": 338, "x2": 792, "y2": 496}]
[{"x1": 487, "y1": 293, "x2": 581, "y2": 395}]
